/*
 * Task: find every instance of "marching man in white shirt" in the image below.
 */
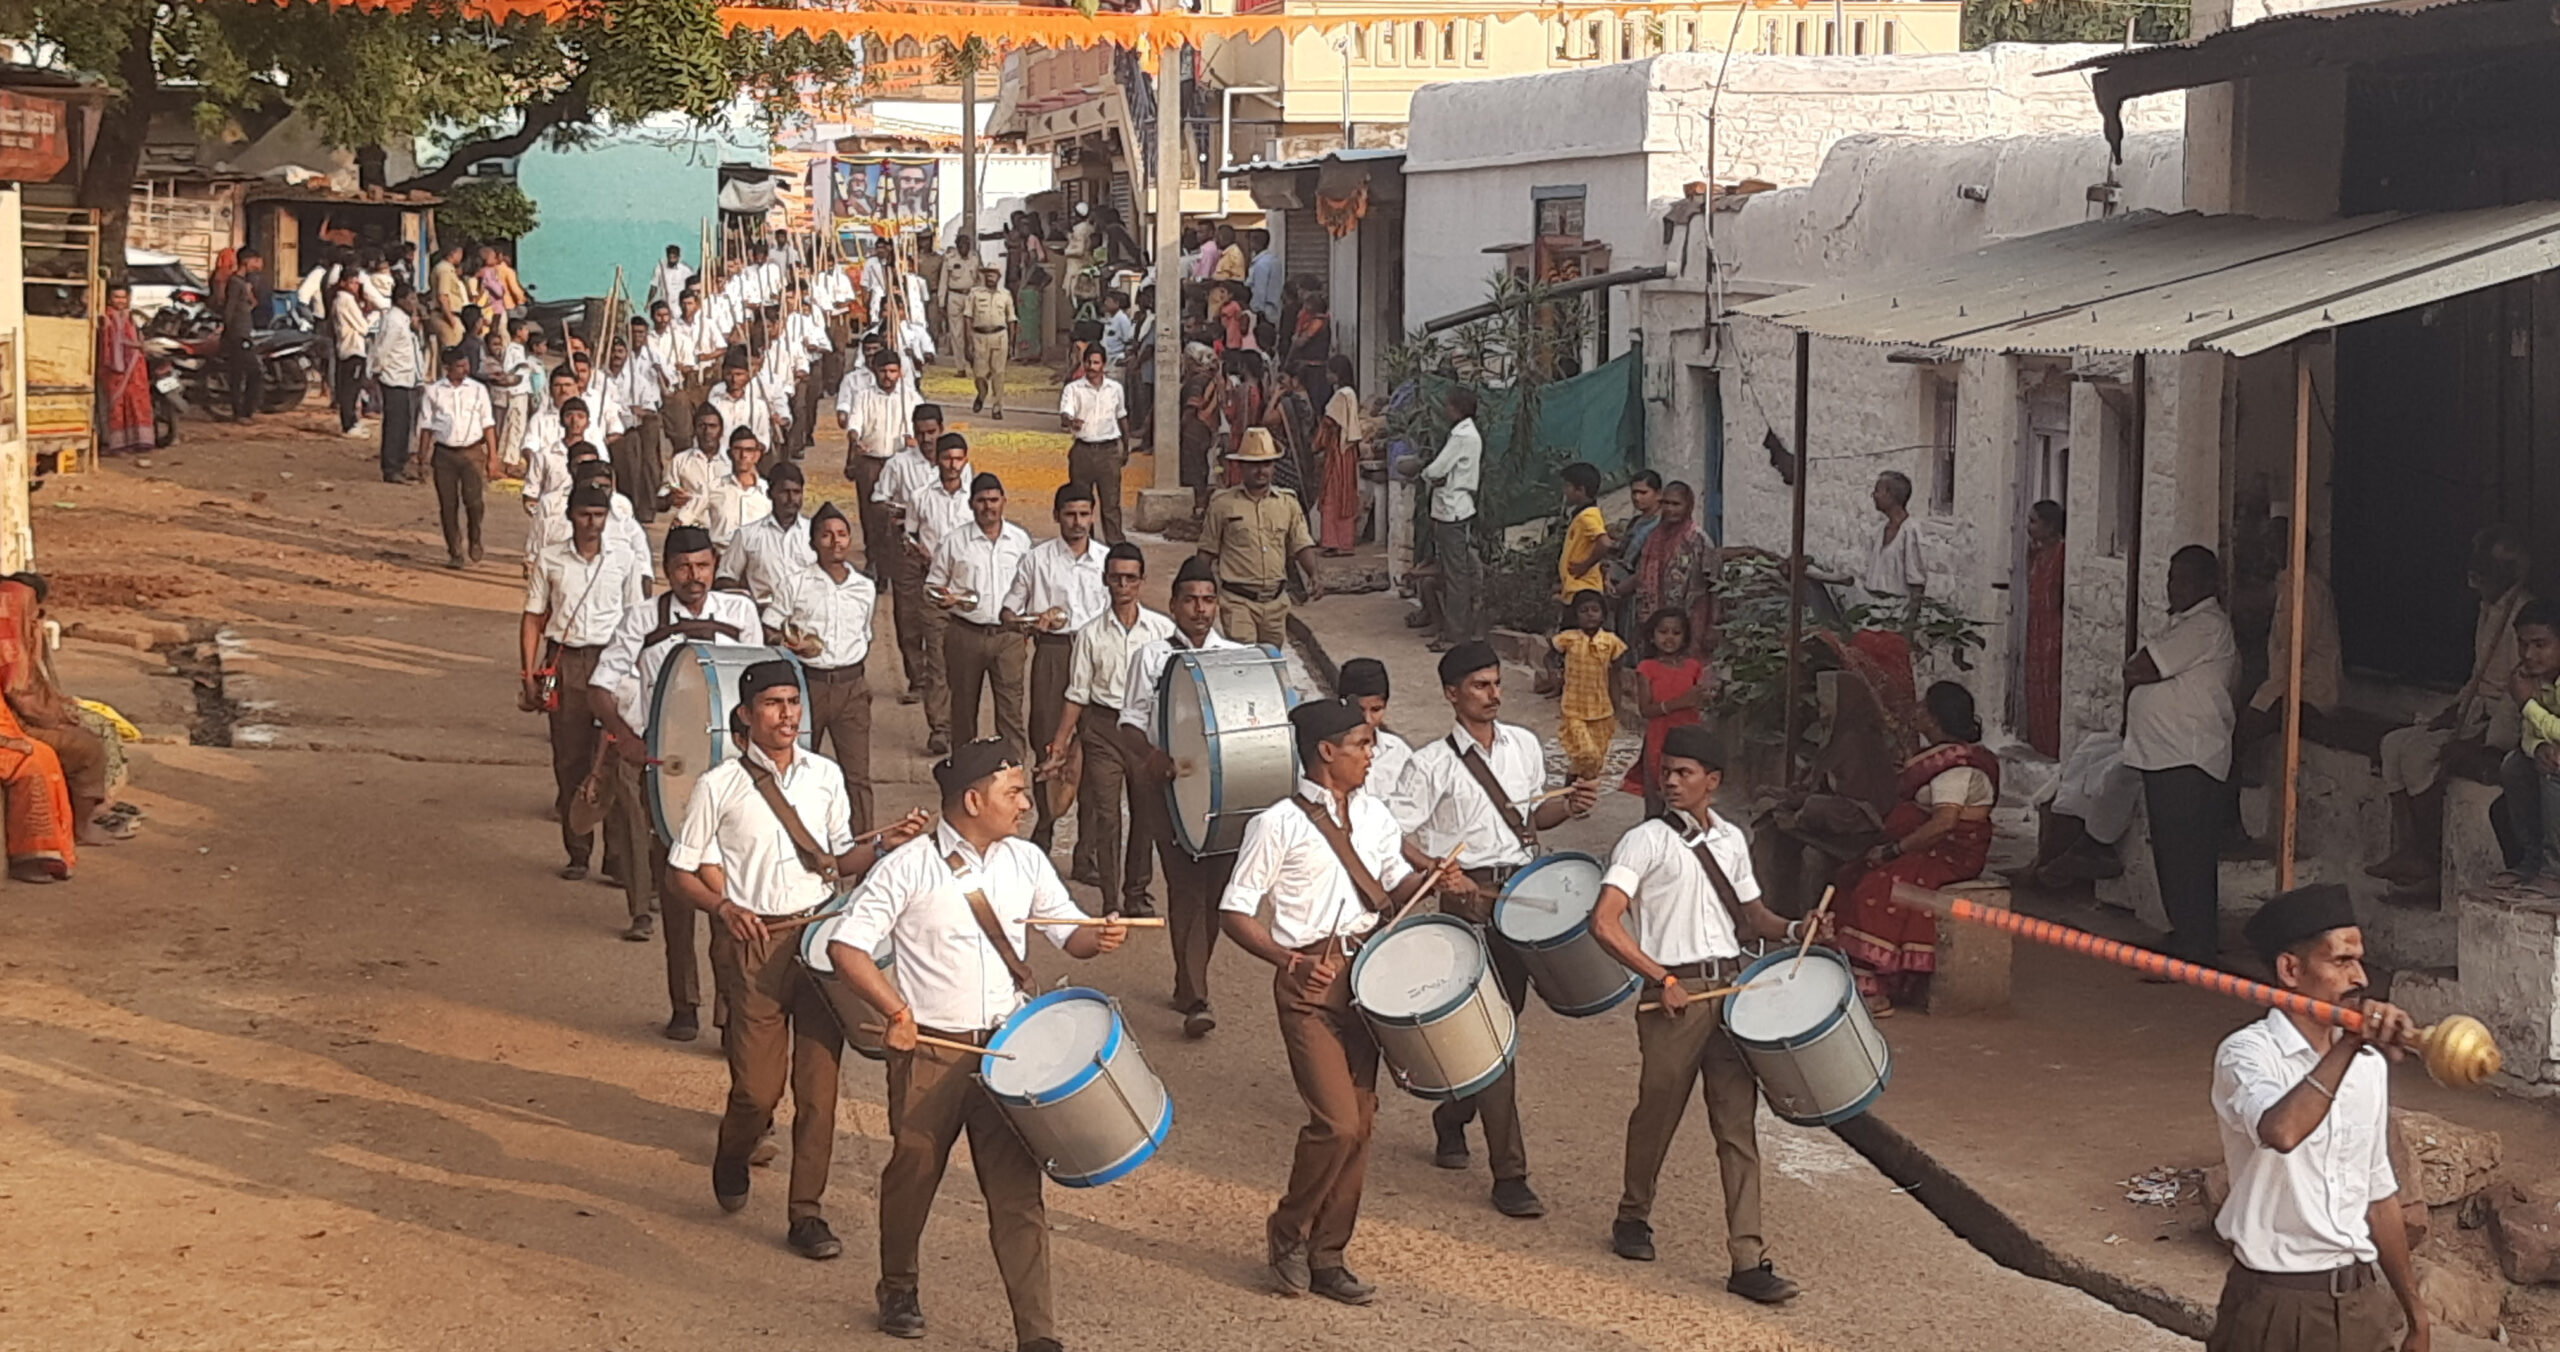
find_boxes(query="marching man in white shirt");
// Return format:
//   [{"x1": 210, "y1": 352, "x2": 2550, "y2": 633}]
[
  {"x1": 666, "y1": 658, "x2": 929, "y2": 1264},
  {"x1": 590, "y1": 526, "x2": 767, "y2": 1041},
  {"x1": 706, "y1": 347, "x2": 779, "y2": 454},
  {"x1": 2205, "y1": 884, "x2": 2427, "y2": 1352},
  {"x1": 1587, "y1": 724, "x2": 1822, "y2": 1306},
  {"x1": 415, "y1": 345, "x2": 497, "y2": 569},
  {"x1": 1006, "y1": 481, "x2": 1109, "y2": 855},
  {"x1": 1406, "y1": 640, "x2": 1597, "y2": 1219},
  {"x1": 1058, "y1": 346, "x2": 1130, "y2": 545},
  {"x1": 819, "y1": 739, "x2": 1129, "y2": 1349},
  {"x1": 1218, "y1": 698, "x2": 1463, "y2": 1306},
  {"x1": 767, "y1": 502, "x2": 877, "y2": 831},
  {"x1": 521, "y1": 483, "x2": 648, "y2": 895},
  {"x1": 605, "y1": 321, "x2": 670, "y2": 521},
  {"x1": 668, "y1": 405, "x2": 730, "y2": 530},
  {"x1": 875, "y1": 404, "x2": 948, "y2": 705},
  {"x1": 840, "y1": 350, "x2": 917, "y2": 579},
  {"x1": 1043, "y1": 541, "x2": 1172, "y2": 915},
  {"x1": 929, "y1": 470, "x2": 1035, "y2": 761},
  {"x1": 719, "y1": 459, "x2": 815, "y2": 608},
  {"x1": 1120, "y1": 557, "x2": 1253, "y2": 1037},
  {"x1": 1334, "y1": 658, "x2": 1426, "y2": 833},
  {"x1": 904, "y1": 432, "x2": 975, "y2": 756}
]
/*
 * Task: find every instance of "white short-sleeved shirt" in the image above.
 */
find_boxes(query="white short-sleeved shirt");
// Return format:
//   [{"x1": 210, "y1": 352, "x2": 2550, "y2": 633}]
[
  {"x1": 720, "y1": 511, "x2": 818, "y2": 605},
  {"x1": 524, "y1": 538, "x2": 648, "y2": 647},
  {"x1": 1409, "y1": 723, "x2": 1546, "y2": 870},
  {"x1": 1065, "y1": 606, "x2": 1177, "y2": 710},
  {"x1": 524, "y1": 492, "x2": 650, "y2": 572},
  {"x1": 1060, "y1": 377, "x2": 1127, "y2": 443},
  {"x1": 768, "y1": 563, "x2": 877, "y2": 670},
  {"x1": 2124, "y1": 597, "x2": 2239, "y2": 780},
  {"x1": 1366, "y1": 726, "x2": 1428, "y2": 835},
  {"x1": 705, "y1": 474, "x2": 773, "y2": 551},
  {"x1": 668, "y1": 742, "x2": 854, "y2": 917},
  {"x1": 668, "y1": 448, "x2": 730, "y2": 528},
  {"x1": 420, "y1": 377, "x2": 495, "y2": 447},
  {"x1": 2212, "y1": 1009, "x2": 2396, "y2": 1272},
  {"x1": 1599, "y1": 809, "x2": 1753, "y2": 967},
  {"x1": 1857, "y1": 518, "x2": 1928, "y2": 600},
  {"x1": 705, "y1": 384, "x2": 778, "y2": 453},
  {"x1": 591, "y1": 589, "x2": 766, "y2": 734},
  {"x1": 873, "y1": 447, "x2": 936, "y2": 516},
  {"x1": 826, "y1": 822, "x2": 1087, "y2": 1033},
  {"x1": 906, "y1": 479, "x2": 976, "y2": 557},
  {"x1": 1004, "y1": 537, "x2": 1109, "y2": 635},
  {"x1": 1420, "y1": 418, "x2": 1481, "y2": 523},
  {"x1": 927, "y1": 522, "x2": 1033, "y2": 628},
  {"x1": 1119, "y1": 629, "x2": 1253, "y2": 740},
  {"x1": 1220, "y1": 779, "x2": 1414, "y2": 951},
  {"x1": 839, "y1": 380, "x2": 912, "y2": 459}
]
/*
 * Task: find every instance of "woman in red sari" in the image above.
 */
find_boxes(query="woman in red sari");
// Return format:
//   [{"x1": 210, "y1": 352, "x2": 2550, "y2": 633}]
[
  {"x1": 1835, "y1": 680, "x2": 1998, "y2": 1016},
  {"x1": 98, "y1": 283, "x2": 156, "y2": 457},
  {"x1": 1629, "y1": 481, "x2": 1716, "y2": 652},
  {"x1": 1315, "y1": 354, "x2": 1363, "y2": 554}
]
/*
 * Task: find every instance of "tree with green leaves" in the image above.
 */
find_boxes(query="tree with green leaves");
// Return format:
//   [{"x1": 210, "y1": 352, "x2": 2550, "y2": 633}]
[
  {"x1": 1962, "y1": 0, "x2": 2186, "y2": 47},
  {"x1": 0, "y1": 0, "x2": 856, "y2": 272}
]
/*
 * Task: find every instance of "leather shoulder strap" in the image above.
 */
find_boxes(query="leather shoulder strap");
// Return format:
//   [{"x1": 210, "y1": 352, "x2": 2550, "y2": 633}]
[
  {"x1": 1292, "y1": 794, "x2": 1392, "y2": 915},
  {"x1": 954, "y1": 850, "x2": 1039, "y2": 996},
  {"x1": 1452, "y1": 733, "x2": 1534, "y2": 848},
  {"x1": 740, "y1": 756, "x2": 838, "y2": 886},
  {"x1": 1665, "y1": 813, "x2": 1750, "y2": 927}
]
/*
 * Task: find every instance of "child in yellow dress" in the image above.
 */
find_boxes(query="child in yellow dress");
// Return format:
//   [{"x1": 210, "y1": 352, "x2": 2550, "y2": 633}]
[{"x1": 1552, "y1": 589, "x2": 1626, "y2": 780}]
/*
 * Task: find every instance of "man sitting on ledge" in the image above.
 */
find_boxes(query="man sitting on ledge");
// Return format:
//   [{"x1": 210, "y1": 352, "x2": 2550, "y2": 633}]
[{"x1": 2368, "y1": 525, "x2": 2530, "y2": 887}]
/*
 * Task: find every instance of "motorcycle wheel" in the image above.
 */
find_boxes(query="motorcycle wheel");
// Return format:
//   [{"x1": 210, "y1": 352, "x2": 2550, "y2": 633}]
[
  {"x1": 153, "y1": 394, "x2": 181, "y2": 448},
  {"x1": 262, "y1": 357, "x2": 313, "y2": 413}
]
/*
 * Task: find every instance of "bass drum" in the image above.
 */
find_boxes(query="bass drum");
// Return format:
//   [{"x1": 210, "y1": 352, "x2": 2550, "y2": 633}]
[
  {"x1": 799, "y1": 897, "x2": 897, "y2": 1060},
  {"x1": 1156, "y1": 646, "x2": 1298, "y2": 856},
  {"x1": 646, "y1": 643, "x2": 809, "y2": 840}
]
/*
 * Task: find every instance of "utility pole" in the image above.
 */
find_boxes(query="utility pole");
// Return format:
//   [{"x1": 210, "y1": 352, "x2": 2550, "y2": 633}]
[
  {"x1": 961, "y1": 63, "x2": 981, "y2": 262},
  {"x1": 1152, "y1": 44, "x2": 1186, "y2": 494}
]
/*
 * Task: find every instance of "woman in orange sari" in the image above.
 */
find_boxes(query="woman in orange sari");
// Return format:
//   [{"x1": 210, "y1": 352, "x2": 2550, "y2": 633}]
[
  {"x1": 1315, "y1": 355, "x2": 1363, "y2": 554},
  {"x1": 0, "y1": 576, "x2": 104, "y2": 877},
  {"x1": 1834, "y1": 681, "x2": 1998, "y2": 1016}
]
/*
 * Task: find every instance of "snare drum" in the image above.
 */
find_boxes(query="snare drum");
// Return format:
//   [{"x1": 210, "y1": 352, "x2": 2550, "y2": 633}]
[
  {"x1": 1494, "y1": 853, "x2": 1637, "y2": 1017},
  {"x1": 980, "y1": 988, "x2": 1173, "y2": 1187},
  {"x1": 1350, "y1": 913, "x2": 1518, "y2": 1101},
  {"x1": 1155, "y1": 646, "x2": 1299, "y2": 856},
  {"x1": 797, "y1": 898, "x2": 897, "y2": 1060},
  {"x1": 1722, "y1": 947, "x2": 1892, "y2": 1126},
  {"x1": 645, "y1": 643, "x2": 810, "y2": 840}
]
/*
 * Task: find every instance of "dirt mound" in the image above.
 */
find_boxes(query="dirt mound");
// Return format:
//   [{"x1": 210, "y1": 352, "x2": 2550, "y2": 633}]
[{"x1": 47, "y1": 571, "x2": 205, "y2": 609}]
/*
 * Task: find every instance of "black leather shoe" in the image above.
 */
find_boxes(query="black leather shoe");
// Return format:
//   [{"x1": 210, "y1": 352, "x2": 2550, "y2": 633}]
[
  {"x1": 712, "y1": 1158, "x2": 750, "y2": 1213},
  {"x1": 787, "y1": 1216, "x2": 842, "y2": 1260},
  {"x1": 878, "y1": 1290, "x2": 926, "y2": 1339},
  {"x1": 1726, "y1": 1261, "x2": 1801, "y2": 1304},
  {"x1": 1491, "y1": 1178, "x2": 1546, "y2": 1218},
  {"x1": 1612, "y1": 1218, "x2": 1656, "y2": 1262},
  {"x1": 1018, "y1": 1341, "x2": 1065, "y2": 1352},
  {"x1": 1183, "y1": 1005, "x2": 1217, "y2": 1039},
  {"x1": 559, "y1": 863, "x2": 588, "y2": 882},
  {"x1": 1432, "y1": 1122, "x2": 1469, "y2": 1170},
  {"x1": 664, "y1": 1009, "x2": 700, "y2": 1042},
  {"x1": 1308, "y1": 1267, "x2": 1376, "y2": 1305},
  {"x1": 1119, "y1": 898, "x2": 1157, "y2": 918}
]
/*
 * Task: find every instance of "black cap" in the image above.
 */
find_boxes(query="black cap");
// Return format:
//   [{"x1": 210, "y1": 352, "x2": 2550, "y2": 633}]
[
  {"x1": 1174, "y1": 555, "x2": 1217, "y2": 589},
  {"x1": 566, "y1": 483, "x2": 614, "y2": 513},
  {"x1": 664, "y1": 525, "x2": 715, "y2": 560},
  {"x1": 808, "y1": 500, "x2": 850, "y2": 542},
  {"x1": 913, "y1": 402, "x2": 944, "y2": 424},
  {"x1": 969, "y1": 471, "x2": 1004, "y2": 497},
  {"x1": 1336, "y1": 658, "x2": 1390, "y2": 700},
  {"x1": 1289, "y1": 698, "x2": 1366, "y2": 760},
  {"x1": 2245, "y1": 883, "x2": 2359, "y2": 967},
  {"x1": 721, "y1": 345, "x2": 750, "y2": 370},
  {"x1": 1437, "y1": 640, "x2": 1499, "y2": 687},
  {"x1": 933, "y1": 739, "x2": 1021, "y2": 798},
  {"x1": 764, "y1": 460, "x2": 805, "y2": 488},
  {"x1": 1661, "y1": 724, "x2": 1721, "y2": 772},
  {"x1": 735, "y1": 658, "x2": 799, "y2": 704}
]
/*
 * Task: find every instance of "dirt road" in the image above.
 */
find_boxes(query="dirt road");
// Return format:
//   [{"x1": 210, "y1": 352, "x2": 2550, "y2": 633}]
[{"x1": 0, "y1": 412, "x2": 2190, "y2": 1351}]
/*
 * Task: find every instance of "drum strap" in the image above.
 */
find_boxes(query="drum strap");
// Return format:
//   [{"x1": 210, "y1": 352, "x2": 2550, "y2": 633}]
[
  {"x1": 956, "y1": 856, "x2": 1040, "y2": 996},
  {"x1": 643, "y1": 592, "x2": 745, "y2": 649},
  {"x1": 740, "y1": 756, "x2": 840, "y2": 887},
  {"x1": 1668, "y1": 815, "x2": 1753, "y2": 930},
  {"x1": 1450, "y1": 734, "x2": 1534, "y2": 849},
  {"x1": 1291, "y1": 794, "x2": 1392, "y2": 914}
]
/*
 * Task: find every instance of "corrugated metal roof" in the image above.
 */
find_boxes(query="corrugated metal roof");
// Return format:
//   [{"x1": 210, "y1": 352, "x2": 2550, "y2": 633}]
[
  {"x1": 1727, "y1": 203, "x2": 2560, "y2": 357},
  {"x1": 2055, "y1": 0, "x2": 2486, "y2": 71}
]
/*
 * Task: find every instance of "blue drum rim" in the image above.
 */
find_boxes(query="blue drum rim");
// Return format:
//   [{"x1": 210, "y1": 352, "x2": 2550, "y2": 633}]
[
  {"x1": 1047, "y1": 1094, "x2": 1175, "y2": 1188},
  {"x1": 1350, "y1": 913, "x2": 1495, "y2": 1027},
  {"x1": 1387, "y1": 1027, "x2": 1520, "y2": 1102},
  {"x1": 1540, "y1": 974, "x2": 1639, "y2": 1018},
  {"x1": 1493, "y1": 852, "x2": 1608, "y2": 951},
  {"x1": 1158, "y1": 654, "x2": 1222, "y2": 857},
  {"x1": 983, "y1": 986, "x2": 1124, "y2": 1107},
  {"x1": 794, "y1": 892, "x2": 853, "y2": 968},
  {"x1": 1767, "y1": 1060, "x2": 1892, "y2": 1127},
  {"x1": 1728, "y1": 946, "x2": 1860, "y2": 1050}
]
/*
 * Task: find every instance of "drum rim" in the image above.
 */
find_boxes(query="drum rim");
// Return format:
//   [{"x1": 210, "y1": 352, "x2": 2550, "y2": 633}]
[
  {"x1": 1349, "y1": 913, "x2": 1493, "y2": 1026},
  {"x1": 1727, "y1": 946, "x2": 1861, "y2": 1050},
  {"x1": 983, "y1": 985, "x2": 1124, "y2": 1106},
  {"x1": 798, "y1": 901, "x2": 893, "y2": 974},
  {"x1": 1372, "y1": 1024, "x2": 1521, "y2": 1101},
  {"x1": 644, "y1": 643, "x2": 814, "y2": 842},
  {"x1": 1046, "y1": 1093, "x2": 1176, "y2": 1188},
  {"x1": 1763, "y1": 1061, "x2": 1892, "y2": 1127},
  {"x1": 1156, "y1": 654, "x2": 1224, "y2": 858},
  {"x1": 1493, "y1": 851, "x2": 1608, "y2": 949},
  {"x1": 1538, "y1": 971, "x2": 1640, "y2": 1018}
]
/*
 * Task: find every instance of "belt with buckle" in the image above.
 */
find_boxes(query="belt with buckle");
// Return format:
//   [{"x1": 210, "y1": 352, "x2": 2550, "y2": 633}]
[
  {"x1": 803, "y1": 660, "x2": 865, "y2": 682},
  {"x1": 973, "y1": 325, "x2": 1008, "y2": 334},
  {"x1": 1659, "y1": 958, "x2": 1745, "y2": 984},
  {"x1": 2240, "y1": 1261, "x2": 2379, "y2": 1295},
  {"x1": 1463, "y1": 865, "x2": 1522, "y2": 888},
  {"x1": 1221, "y1": 580, "x2": 1284, "y2": 603}
]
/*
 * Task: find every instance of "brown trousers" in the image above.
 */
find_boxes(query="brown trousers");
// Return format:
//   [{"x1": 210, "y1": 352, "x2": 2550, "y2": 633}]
[
  {"x1": 893, "y1": 542, "x2": 933, "y2": 705},
  {"x1": 1430, "y1": 925, "x2": 1534, "y2": 1182},
  {"x1": 1066, "y1": 437, "x2": 1126, "y2": 544},
  {"x1": 944, "y1": 619, "x2": 1028, "y2": 759},
  {"x1": 1076, "y1": 706, "x2": 1151, "y2": 908},
  {"x1": 1028, "y1": 634, "x2": 1075, "y2": 848},
  {"x1": 545, "y1": 645, "x2": 605, "y2": 868},
  {"x1": 615, "y1": 411, "x2": 665, "y2": 523},
  {"x1": 916, "y1": 577, "x2": 951, "y2": 739},
  {"x1": 1619, "y1": 997, "x2": 1767, "y2": 1270},
  {"x1": 1271, "y1": 950, "x2": 1378, "y2": 1269},
  {"x1": 613, "y1": 758, "x2": 697, "y2": 1006},
  {"x1": 851, "y1": 453, "x2": 896, "y2": 578},
  {"x1": 2206, "y1": 1267, "x2": 2401, "y2": 1352},
  {"x1": 804, "y1": 665, "x2": 874, "y2": 834},
  {"x1": 1129, "y1": 768, "x2": 1235, "y2": 1012},
  {"x1": 710, "y1": 921, "x2": 844, "y2": 1221},
  {"x1": 878, "y1": 1035, "x2": 1053, "y2": 1345}
]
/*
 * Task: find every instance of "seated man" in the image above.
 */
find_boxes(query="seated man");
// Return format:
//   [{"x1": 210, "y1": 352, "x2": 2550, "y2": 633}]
[{"x1": 2370, "y1": 525, "x2": 2531, "y2": 886}]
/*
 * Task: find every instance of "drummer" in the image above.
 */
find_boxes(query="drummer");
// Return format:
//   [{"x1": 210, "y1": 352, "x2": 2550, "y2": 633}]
[
  {"x1": 1334, "y1": 658, "x2": 1425, "y2": 832},
  {"x1": 763, "y1": 501, "x2": 876, "y2": 831},
  {"x1": 819, "y1": 739, "x2": 1130, "y2": 1347},
  {"x1": 1217, "y1": 698, "x2": 1462, "y2": 1304},
  {"x1": 1405, "y1": 639, "x2": 1599, "y2": 1219},
  {"x1": 1586, "y1": 724, "x2": 1818, "y2": 1305},
  {"x1": 589, "y1": 524, "x2": 766, "y2": 1041},
  {"x1": 663, "y1": 658, "x2": 928, "y2": 1261},
  {"x1": 1118, "y1": 555, "x2": 1253, "y2": 1038}
]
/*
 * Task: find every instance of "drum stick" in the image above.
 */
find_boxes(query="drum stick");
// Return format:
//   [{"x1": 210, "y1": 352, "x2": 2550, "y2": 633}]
[
  {"x1": 1638, "y1": 979, "x2": 1764, "y2": 1013},
  {"x1": 1788, "y1": 885, "x2": 1838, "y2": 976},
  {"x1": 856, "y1": 1025, "x2": 1016, "y2": 1059},
  {"x1": 1038, "y1": 916, "x2": 1168, "y2": 928},
  {"x1": 1388, "y1": 845, "x2": 1467, "y2": 928}
]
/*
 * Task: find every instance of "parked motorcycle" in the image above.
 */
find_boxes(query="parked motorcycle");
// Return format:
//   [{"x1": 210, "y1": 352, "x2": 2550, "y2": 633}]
[{"x1": 142, "y1": 299, "x2": 320, "y2": 417}]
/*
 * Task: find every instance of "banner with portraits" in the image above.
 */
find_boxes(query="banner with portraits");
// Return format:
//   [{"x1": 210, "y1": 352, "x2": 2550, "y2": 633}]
[{"x1": 829, "y1": 156, "x2": 938, "y2": 243}]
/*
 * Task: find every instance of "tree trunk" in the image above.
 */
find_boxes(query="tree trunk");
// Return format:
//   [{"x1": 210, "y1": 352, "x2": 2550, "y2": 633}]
[
  {"x1": 388, "y1": 76, "x2": 592, "y2": 195},
  {"x1": 355, "y1": 145, "x2": 388, "y2": 191},
  {"x1": 78, "y1": 15, "x2": 160, "y2": 280},
  {"x1": 960, "y1": 65, "x2": 979, "y2": 263}
]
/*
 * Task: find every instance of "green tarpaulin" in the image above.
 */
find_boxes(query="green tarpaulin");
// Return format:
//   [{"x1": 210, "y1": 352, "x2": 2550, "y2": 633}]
[{"x1": 1399, "y1": 346, "x2": 1646, "y2": 531}]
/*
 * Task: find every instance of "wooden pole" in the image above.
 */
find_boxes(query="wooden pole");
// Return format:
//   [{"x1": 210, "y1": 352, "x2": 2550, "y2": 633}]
[
  {"x1": 962, "y1": 61, "x2": 982, "y2": 266},
  {"x1": 2123, "y1": 353, "x2": 2148, "y2": 663},
  {"x1": 1153, "y1": 43, "x2": 1187, "y2": 493},
  {"x1": 2279, "y1": 353, "x2": 2312, "y2": 891},
  {"x1": 1781, "y1": 329, "x2": 1810, "y2": 788}
]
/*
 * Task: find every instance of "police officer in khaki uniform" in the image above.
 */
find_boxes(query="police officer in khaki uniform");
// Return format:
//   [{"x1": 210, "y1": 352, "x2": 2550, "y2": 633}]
[
  {"x1": 1199, "y1": 427, "x2": 1324, "y2": 646},
  {"x1": 937, "y1": 249, "x2": 977, "y2": 366},
  {"x1": 965, "y1": 264, "x2": 1015, "y2": 419}
]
